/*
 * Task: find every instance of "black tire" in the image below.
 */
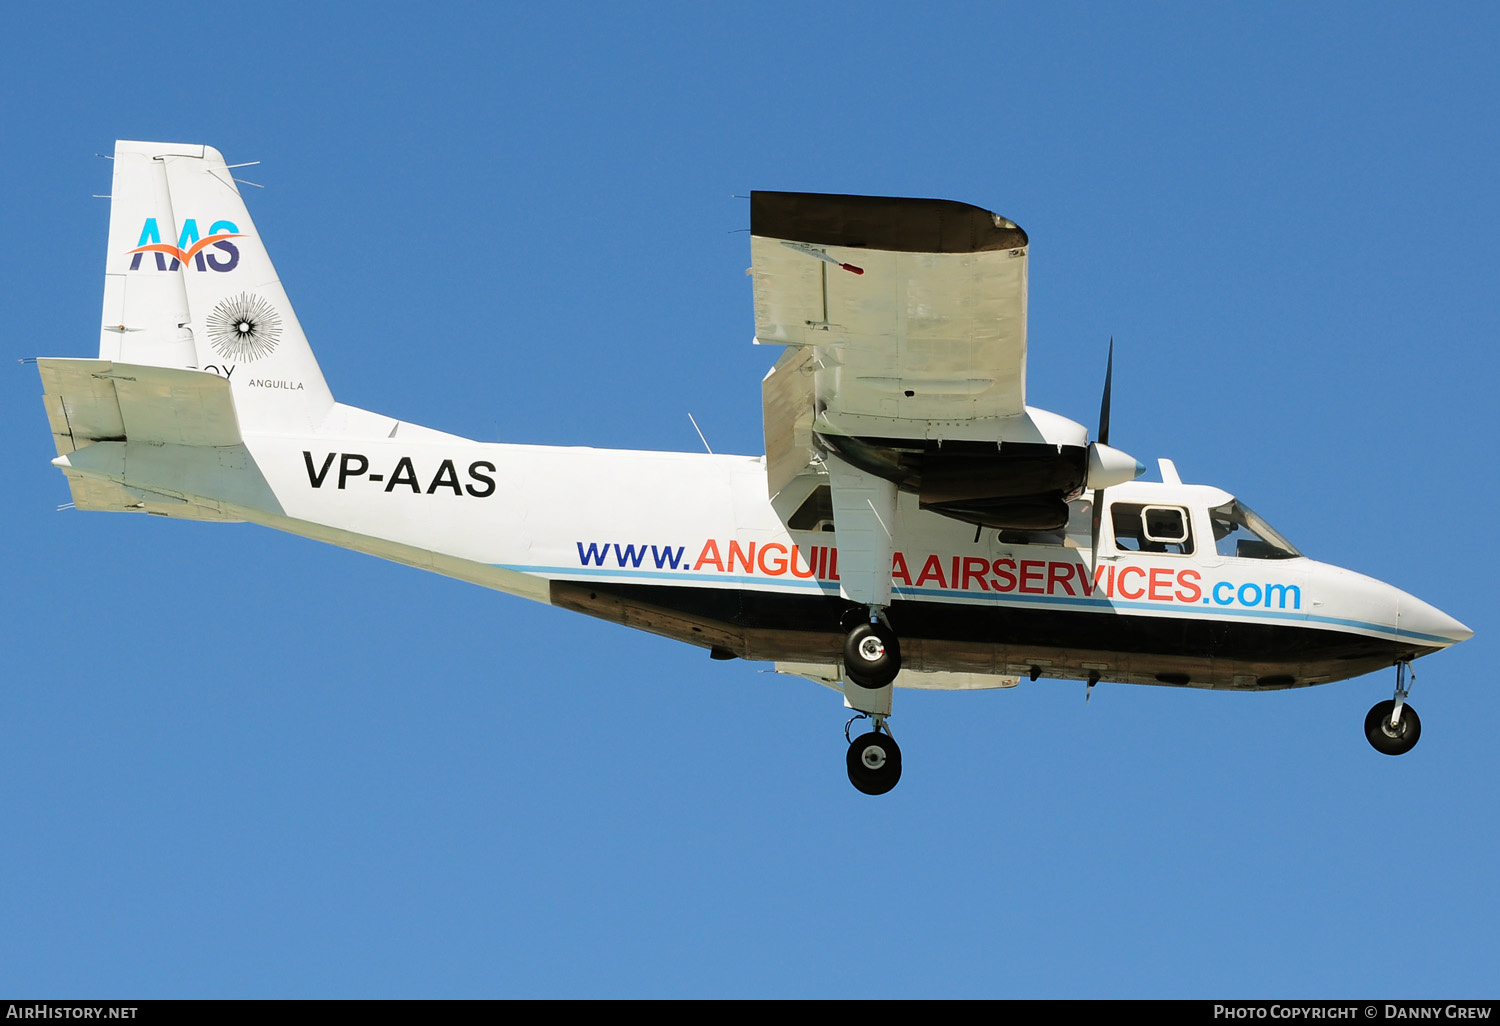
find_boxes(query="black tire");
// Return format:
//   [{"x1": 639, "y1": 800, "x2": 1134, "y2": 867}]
[
  {"x1": 1365, "y1": 699, "x2": 1422, "y2": 756},
  {"x1": 843, "y1": 622, "x2": 901, "y2": 689},
  {"x1": 846, "y1": 731, "x2": 902, "y2": 795}
]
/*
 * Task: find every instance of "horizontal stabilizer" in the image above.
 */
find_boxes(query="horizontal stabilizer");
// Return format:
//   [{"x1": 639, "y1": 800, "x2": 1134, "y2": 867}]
[
  {"x1": 39, "y1": 358, "x2": 241, "y2": 455},
  {"x1": 55, "y1": 471, "x2": 243, "y2": 520}
]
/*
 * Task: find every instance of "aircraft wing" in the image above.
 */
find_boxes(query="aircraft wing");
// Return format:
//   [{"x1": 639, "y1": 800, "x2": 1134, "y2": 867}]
[{"x1": 752, "y1": 191, "x2": 1031, "y2": 495}]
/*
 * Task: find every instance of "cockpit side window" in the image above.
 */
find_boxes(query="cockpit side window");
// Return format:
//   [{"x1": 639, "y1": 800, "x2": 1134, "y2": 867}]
[
  {"x1": 1111, "y1": 503, "x2": 1194, "y2": 555},
  {"x1": 1209, "y1": 500, "x2": 1301, "y2": 559}
]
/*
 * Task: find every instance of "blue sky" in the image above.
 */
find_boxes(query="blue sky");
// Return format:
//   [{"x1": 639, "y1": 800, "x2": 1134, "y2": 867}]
[{"x1": 2, "y1": 2, "x2": 1496, "y2": 997}]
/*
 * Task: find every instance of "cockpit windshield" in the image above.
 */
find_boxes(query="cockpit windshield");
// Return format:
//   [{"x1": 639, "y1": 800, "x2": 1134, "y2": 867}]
[{"x1": 1208, "y1": 500, "x2": 1301, "y2": 559}]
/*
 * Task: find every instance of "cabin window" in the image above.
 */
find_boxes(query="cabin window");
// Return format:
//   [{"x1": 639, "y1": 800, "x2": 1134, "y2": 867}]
[
  {"x1": 1209, "y1": 500, "x2": 1301, "y2": 559},
  {"x1": 1111, "y1": 503, "x2": 1194, "y2": 555},
  {"x1": 1064, "y1": 498, "x2": 1094, "y2": 550}
]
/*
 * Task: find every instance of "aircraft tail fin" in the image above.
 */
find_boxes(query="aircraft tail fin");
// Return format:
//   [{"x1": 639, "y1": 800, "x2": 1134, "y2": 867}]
[{"x1": 99, "y1": 141, "x2": 334, "y2": 433}]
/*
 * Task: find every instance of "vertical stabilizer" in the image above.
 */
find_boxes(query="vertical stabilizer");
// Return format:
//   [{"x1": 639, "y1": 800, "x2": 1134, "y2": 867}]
[{"x1": 99, "y1": 141, "x2": 335, "y2": 432}]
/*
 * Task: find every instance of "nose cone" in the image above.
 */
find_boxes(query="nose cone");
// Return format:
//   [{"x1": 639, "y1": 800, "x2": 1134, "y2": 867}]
[{"x1": 1399, "y1": 593, "x2": 1474, "y2": 646}]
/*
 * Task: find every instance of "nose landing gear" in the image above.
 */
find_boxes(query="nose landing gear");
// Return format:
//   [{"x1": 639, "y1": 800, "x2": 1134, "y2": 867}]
[{"x1": 1366, "y1": 660, "x2": 1421, "y2": 756}]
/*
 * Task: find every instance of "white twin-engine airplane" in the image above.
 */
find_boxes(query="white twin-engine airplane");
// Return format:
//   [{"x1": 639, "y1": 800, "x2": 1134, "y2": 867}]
[{"x1": 39, "y1": 141, "x2": 1471, "y2": 794}]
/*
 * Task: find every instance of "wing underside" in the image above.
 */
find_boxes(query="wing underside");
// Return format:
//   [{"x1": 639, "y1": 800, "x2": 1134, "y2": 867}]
[
  {"x1": 751, "y1": 191, "x2": 1030, "y2": 430},
  {"x1": 752, "y1": 192, "x2": 1088, "y2": 533}
]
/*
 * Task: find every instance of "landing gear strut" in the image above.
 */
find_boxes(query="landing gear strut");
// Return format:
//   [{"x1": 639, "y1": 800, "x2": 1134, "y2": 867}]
[
  {"x1": 1366, "y1": 660, "x2": 1421, "y2": 756},
  {"x1": 846, "y1": 715, "x2": 902, "y2": 795}
]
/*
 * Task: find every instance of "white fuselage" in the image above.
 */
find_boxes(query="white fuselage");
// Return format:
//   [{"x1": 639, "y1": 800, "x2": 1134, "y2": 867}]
[{"x1": 129, "y1": 419, "x2": 1462, "y2": 693}]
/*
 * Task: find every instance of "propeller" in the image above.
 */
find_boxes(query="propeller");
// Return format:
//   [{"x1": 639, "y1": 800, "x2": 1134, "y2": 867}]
[
  {"x1": 1098, "y1": 337, "x2": 1113, "y2": 449},
  {"x1": 1085, "y1": 338, "x2": 1143, "y2": 572},
  {"x1": 1089, "y1": 340, "x2": 1113, "y2": 571}
]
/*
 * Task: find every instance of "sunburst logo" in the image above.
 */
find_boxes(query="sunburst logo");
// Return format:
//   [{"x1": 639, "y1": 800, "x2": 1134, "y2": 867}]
[{"x1": 206, "y1": 292, "x2": 282, "y2": 362}]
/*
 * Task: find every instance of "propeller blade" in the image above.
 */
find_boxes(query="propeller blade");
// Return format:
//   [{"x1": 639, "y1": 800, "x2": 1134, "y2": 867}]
[
  {"x1": 1098, "y1": 336, "x2": 1114, "y2": 447},
  {"x1": 1091, "y1": 340, "x2": 1114, "y2": 574},
  {"x1": 1090, "y1": 486, "x2": 1104, "y2": 574}
]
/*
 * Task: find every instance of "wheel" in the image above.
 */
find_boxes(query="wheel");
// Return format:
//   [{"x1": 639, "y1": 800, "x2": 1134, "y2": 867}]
[
  {"x1": 846, "y1": 731, "x2": 902, "y2": 795},
  {"x1": 1365, "y1": 699, "x2": 1421, "y2": 756},
  {"x1": 843, "y1": 622, "x2": 901, "y2": 689}
]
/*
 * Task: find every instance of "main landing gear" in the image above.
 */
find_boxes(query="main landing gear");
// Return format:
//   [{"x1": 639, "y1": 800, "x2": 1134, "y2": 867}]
[
  {"x1": 840, "y1": 609, "x2": 904, "y2": 794},
  {"x1": 1366, "y1": 660, "x2": 1421, "y2": 756},
  {"x1": 843, "y1": 618, "x2": 902, "y2": 689},
  {"x1": 846, "y1": 715, "x2": 902, "y2": 795}
]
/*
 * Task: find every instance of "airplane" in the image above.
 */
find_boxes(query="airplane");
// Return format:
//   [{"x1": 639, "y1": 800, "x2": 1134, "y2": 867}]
[{"x1": 36, "y1": 140, "x2": 1472, "y2": 795}]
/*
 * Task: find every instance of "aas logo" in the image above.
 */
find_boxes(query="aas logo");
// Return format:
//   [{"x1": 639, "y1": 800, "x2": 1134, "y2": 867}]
[{"x1": 128, "y1": 217, "x2": 243, "y2": 272}]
